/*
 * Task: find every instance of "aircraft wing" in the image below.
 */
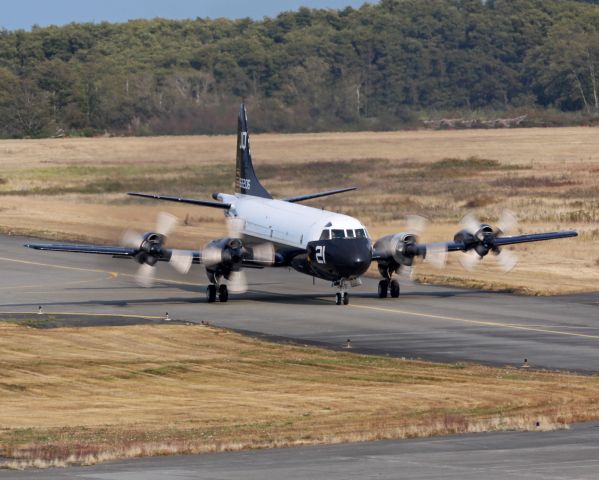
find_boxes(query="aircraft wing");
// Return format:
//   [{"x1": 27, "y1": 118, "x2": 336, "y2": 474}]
[
  {"x1": 23, "y1": 241, "x2": 276, "y2": 268},
  {"x1": 24, "y1": 242, "x2": 202, "y2": 264},
  {"x1": 440, "y1": 230, "x2": 578, "y2": 253},
  {"x1": 372, "y1": 230, "x2": 577, "y2": 263},
  {"x1": 24, "y1": 243, "x2": 138, "y2": 257}
]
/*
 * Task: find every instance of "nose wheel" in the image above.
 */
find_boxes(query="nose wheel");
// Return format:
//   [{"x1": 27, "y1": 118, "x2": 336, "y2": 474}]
[{"x1": 335, "y1": 292, "x2": 349, "y2": 305}]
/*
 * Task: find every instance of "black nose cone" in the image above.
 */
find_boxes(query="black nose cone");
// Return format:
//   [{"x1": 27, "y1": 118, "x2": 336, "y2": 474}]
[{"x1": 330, "y1": 238, "x2": 372, "y2": 278}]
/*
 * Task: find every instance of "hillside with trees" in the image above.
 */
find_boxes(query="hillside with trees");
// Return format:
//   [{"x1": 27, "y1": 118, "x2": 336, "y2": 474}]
[{"x1": 0, "y1": 0, "x2": 598, "y2": 137}]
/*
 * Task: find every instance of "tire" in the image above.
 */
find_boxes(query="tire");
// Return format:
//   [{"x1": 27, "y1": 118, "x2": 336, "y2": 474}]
[
  {"x1": 390, "y1": 279, "x2": 400, "y2": 298},
  {"x1": 335, "y1": 292, "x2": 342, "y2": 305},
  {"x1": 206, "y1": 284, "x2": 217, "y2": 303},
  {"x1": 342, "y1": 292, "x2": 349, "y2": 305},
  {"x1": 377, "y1": 280, "x2": 389, "y2": 298},
  {"x1": 218, "y1": 284, "x2": 229, "y2": 303}
]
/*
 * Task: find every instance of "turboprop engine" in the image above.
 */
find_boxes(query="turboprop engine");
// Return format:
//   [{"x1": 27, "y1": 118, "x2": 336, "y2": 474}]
[
  {"x1": 201, "y1": 235, "x2": 275, "y2": 294},
  {"x1": 373, "y1": 232, "x2": 423, "y2": 268},
  {"x1": 121, "y1": 212, "x2": 193, "y2": 286}
]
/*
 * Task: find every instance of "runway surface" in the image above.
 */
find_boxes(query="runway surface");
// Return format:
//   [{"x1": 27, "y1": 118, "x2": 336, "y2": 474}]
[
  {"x1": 1, "y1": 235, "x2": 598, "y2": 372},
  {"x1": 3, "y1": 423, "x2": 599, "y2": 479}
]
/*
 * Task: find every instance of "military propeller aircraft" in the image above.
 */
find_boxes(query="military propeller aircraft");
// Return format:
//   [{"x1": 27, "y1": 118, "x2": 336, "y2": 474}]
[{"x1": 26, "y1": 105, "x2": 578, "y2": 305}]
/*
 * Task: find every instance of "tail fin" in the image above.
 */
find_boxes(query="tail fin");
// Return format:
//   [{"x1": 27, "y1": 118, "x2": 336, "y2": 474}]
[{"x1": 235, "y1": 104, "x2": 272, "y2": 199}]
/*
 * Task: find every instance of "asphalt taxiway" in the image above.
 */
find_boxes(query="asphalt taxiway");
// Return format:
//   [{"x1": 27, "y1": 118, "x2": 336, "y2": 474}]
[
  {"x1": 3, "y1": 423, "x2": 599, "y2": 479},
  {"x1": 1, "y1": 235, "x2": 598, "y2": 372}
]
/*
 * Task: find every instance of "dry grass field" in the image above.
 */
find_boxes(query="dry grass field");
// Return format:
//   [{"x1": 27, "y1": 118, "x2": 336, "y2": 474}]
[
  {"x1": 2, "y1": 321, "x2": 599, "y2": 468},
  {"x1": 0, "y1": 127, "x2": 598, "y2": 293}
]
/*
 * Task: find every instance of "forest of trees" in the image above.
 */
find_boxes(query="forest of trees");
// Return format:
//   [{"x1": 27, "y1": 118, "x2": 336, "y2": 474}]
[{"x1": 0, "y1": 0, "x2": 598, "y2": 137}]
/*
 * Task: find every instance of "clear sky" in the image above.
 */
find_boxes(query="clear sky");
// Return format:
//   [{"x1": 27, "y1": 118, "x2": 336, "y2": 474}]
[{"x1": 0, "y1": 0, "x2": 373, "y2": 31}]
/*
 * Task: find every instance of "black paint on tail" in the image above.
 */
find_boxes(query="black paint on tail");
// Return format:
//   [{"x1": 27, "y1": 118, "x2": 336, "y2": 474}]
[{"x1": 235, "y1": 104, "x2": 272, "y2": 198}]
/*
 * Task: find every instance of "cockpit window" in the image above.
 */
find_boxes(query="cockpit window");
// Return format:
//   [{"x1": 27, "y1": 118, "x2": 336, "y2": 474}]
[
  {"x1": 319, "y1": 229, "x2": 330, "y2": 240},
  {"x1": 331, "y1": 229, "x2": 346, "y2": 239},
  {"x1": 355, "y1": 228, "x2": 366, "y2": 238},
  {"x1": 346, "y1": 229, "x2": 355, "y2": 238}
]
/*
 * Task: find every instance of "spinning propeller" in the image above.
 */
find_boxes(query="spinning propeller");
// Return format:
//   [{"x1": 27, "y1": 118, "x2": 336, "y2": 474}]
[
  {"x1": 455, "y1": 210, "x2": 519, "y2": 273},
  {"x1": 374, "y1": 210, "x2": 522, "y2": 280},
  {"x1": 121, "y1": 212, "x2": 193, "y2": 287},
  {"x1": 200, "y1": 216, "x2": 275, "y2": 294}
]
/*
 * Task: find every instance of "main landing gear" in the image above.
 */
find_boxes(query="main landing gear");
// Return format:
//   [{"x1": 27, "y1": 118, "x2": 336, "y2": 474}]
[
  {"x1": 377, "y1": 278, "x2": 400, "y2": 298},
  {"x1": 206, "y1": 284, "x2": 229, "y2": 303}
]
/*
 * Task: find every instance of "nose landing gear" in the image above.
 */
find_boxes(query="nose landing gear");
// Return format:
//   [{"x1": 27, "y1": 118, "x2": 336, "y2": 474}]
[
  {"x1": 335, "y1": 292, "x2": 349, "y2": 305},
  {"x1": 334, "y1": 279, "x2": 350, "y2": 305}
]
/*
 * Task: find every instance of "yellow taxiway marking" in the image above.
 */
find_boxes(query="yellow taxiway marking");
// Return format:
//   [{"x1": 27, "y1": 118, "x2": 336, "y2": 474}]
[
  {"x1": 0, "y1": 276, "x2": 114, "y2": 291},
  {"x1": 0, "y1": 311, "x2": 165, "y2": 320},
  {"x1": 351, "y1": 304, "x2": 599, "y2": 341},
  {"x1": 0, "y1": 256, "x2": 199, "y2": 287}
]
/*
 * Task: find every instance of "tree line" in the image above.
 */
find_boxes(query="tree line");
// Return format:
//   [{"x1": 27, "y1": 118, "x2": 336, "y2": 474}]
[{"x1": 0, "y1": 0, "x2": 598, "y2": 138}]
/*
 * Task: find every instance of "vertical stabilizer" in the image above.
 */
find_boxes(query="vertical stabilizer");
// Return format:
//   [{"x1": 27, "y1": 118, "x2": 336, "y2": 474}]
[{"x1": 235, "y1": 104, "x2": 272, "y2": 199}]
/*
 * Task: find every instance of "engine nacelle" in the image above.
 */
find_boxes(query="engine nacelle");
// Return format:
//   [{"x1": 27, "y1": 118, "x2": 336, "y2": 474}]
[
  {"x1": 373, "y1": 232, "x2": 420, "y2": 266},
  {"x1": 204, "y1": 237, "x2": 244, "y2": 267},
  {"x1": 133, "y1": 232, "x2": 167, "y2": 265},
  {"x1": 453, "y1": 224, "x2": 495, "y2": 256}
]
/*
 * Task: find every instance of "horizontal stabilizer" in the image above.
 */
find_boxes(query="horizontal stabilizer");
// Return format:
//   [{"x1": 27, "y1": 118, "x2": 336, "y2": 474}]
[
  {"x1": 128, "y1": 192, "x2": 231, "y2": 209},
  {"x1": 282, "y1": 187, "x2": 357, "y2": 203}
]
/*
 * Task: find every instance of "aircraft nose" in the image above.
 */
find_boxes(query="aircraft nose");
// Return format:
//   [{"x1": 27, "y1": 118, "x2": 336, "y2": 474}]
[{"x1": 331, "y1": 239, "x2": 372, "y2": 277}]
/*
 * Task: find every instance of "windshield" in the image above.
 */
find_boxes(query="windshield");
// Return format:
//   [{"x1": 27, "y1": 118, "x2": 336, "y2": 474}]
[
  {"x1": 331, "y1": 229, "x2": 346, "y2": 239},
  {"x1": 319, "y1": 227, "x2": 368, "y2": 240}
]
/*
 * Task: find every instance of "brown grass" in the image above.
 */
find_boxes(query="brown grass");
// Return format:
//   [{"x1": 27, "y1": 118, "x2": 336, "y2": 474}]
[
  {"x1": 1, "y1": 322, "x2": 599, "y2": 469},
  {"x1": 0, "y1": 127, "x2": 598, "y2": 293}
]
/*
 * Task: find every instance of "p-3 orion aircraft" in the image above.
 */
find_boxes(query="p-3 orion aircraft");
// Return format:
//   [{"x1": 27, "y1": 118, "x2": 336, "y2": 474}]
[{"x1": 26, "y1": 105, "x2": 578, "y2": 305}]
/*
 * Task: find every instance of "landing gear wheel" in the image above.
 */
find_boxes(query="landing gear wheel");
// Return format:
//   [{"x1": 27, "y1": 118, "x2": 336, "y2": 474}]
[
  {"x1": 342, "y1": 292, "x2": 349, "y2": 305},
  {"x1": 218, "y1": 284, "x2": 229, "y2": 303},
  {"x1": 335, "y1": 292, "x2": 343, "y2": 305},
  {"x1": 390, "y1": 279, "x2": 400, "y2": 298},
  {"x1": 377, "y1": 280, "x2": 389, "y2": 298},
  {"x1": 206, "y1": 284, "x2": 217, "y2": 303}
]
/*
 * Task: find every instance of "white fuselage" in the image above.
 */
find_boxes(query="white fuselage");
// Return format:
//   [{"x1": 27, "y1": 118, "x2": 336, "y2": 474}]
[{"x1": 218, "y1": 193, "x2": 369, "y2": 248}]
